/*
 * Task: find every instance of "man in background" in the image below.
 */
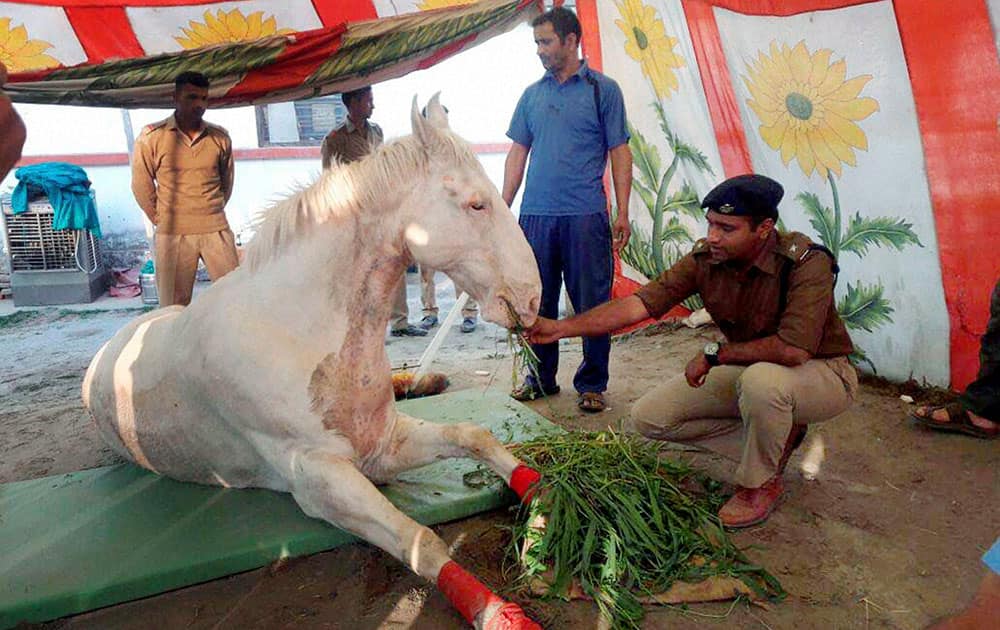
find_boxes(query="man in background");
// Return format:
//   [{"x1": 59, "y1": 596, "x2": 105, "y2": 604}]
[
  {"x1": 322, "y1": 86, "x2": 426, "y2": 337},
  {"x1": 131, "y1": 71, "x2": 239, "y2": 307}
]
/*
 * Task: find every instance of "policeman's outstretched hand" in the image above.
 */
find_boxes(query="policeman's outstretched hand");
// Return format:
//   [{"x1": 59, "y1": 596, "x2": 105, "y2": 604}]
[
  {"x1": 524, "y1": 317, "x2": 561, "y2": 345},
  {"x1": 612, "y1": 214, "x2": 631, "y2": 252},
  {"x1": 684, "y1": 352, "x2": 711, "y2": 388}
]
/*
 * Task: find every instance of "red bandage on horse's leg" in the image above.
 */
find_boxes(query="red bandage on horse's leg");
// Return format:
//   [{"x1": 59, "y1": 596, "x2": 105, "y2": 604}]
[
  {"x1": 437, "y1": 561, "x2": 503, "y2": 624},
  {"x1": 509, "y1": 464, "x2": 541, "y2": 503}
]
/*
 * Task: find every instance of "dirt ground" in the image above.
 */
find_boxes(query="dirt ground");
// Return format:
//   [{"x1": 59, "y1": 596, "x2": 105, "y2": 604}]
[{"x1": 1, "y1": 273, "x2": 997, "y2": 630}]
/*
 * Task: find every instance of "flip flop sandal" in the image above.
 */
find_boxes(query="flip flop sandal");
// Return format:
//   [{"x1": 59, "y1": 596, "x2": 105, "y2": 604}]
[
  {"x1": 577, "y1": 392, "x2": 606, "y2": 413},
  {"x1": 910, "y1": 402, "x2": 999, "y2": 439}
]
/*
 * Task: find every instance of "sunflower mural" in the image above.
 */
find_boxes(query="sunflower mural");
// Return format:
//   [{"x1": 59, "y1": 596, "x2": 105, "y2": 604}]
[
  {"x1": 613, "y1": 0, "x2": 711, "y2": 311},
  {"x1": 0, "y1": 17, "x2": 60, "y2": 73},
  {"x1": 615, "y1": 0, "x2": 685, "y2": 100},
  {"x1": 174, "y1": 9, "x2": 294, "y2": 49},
  {"x1": 744, "y1": 41, "x2": 921, "y2": 370}
]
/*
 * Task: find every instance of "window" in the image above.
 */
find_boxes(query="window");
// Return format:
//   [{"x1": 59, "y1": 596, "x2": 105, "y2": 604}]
[{"x1": 255, "y1": 95, "x2": 346, "y2": 146}]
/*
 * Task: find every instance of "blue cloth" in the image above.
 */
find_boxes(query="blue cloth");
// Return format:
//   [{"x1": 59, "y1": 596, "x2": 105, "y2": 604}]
[
  {"x1": 507, "y1": 61, "x2": 629, "y2": 216},
  {"x1": 519, "y1": 212, "x2": 612, "y2": 393},
  {"x1": 985, "y1": 537, "x2": 1000, "y2": 575},
  {"x1": 11, "y1": 162, "x2": 102, "y2": 238}
]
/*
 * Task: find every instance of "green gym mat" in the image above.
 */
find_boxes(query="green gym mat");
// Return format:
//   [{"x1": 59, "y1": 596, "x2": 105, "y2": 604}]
[{"x1": 0, "y1": 389, "x2": 562, "y2": 629}]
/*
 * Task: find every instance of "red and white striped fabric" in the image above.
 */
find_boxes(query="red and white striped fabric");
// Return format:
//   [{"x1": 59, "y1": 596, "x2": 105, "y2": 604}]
[{"x1": 0, "y1": 0, "x2": 542, "y2": 107}]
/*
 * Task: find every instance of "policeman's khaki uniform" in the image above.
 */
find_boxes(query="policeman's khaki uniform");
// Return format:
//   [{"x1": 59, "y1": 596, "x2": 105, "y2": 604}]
[
  {"x1": 629, "y1": 231, "x2": 858, "y2": 488},
  {"x1": 131, "y1": 115, "x2": 239, "y2": 307}
]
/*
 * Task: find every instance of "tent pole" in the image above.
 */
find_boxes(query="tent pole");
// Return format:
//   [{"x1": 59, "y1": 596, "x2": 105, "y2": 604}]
[{"x1": 121, "y1": 109, "x2": 156, "y2": 262}]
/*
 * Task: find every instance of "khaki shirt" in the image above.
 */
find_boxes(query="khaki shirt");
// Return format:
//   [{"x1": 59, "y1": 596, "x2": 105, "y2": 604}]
[
  {"x1": 636, "y1": 231, "x2": 854, "y2": 357},
  {"x1": 321, "y1": 118, "x2": 383, "y2": 168},
  {"x1": 131, "y1": 115, "x2": 234, "y2": 235}
]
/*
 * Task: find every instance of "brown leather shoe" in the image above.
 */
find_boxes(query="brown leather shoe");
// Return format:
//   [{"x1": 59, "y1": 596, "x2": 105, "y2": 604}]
[{"x1": 718, "y1": 476, "x2": 785, "y2": 528}]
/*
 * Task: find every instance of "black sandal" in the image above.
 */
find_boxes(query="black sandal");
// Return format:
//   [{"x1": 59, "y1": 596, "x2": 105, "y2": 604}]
[
  {"x1": 910, "y1": 403, "x2": 999, "y2": 439},
  {"x1": 577, "y1": 392, "x2": 606, "y2": 413}
]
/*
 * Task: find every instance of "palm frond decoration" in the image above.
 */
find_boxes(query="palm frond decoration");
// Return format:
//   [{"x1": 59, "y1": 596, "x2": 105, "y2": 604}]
[
  {"x1": 849, "y1": 346, "x2": 877, "y2": 374},
  {"x1": 659, "y1": 216, "x2": 693, "y2": 245},
  {"x1": 838, "y1": 280, "x2": 894, "y2": 333},
  {"x1": 627, "y1": 122, "x2": 662, "y2": 196},
  {"x1": 633, "y1": 182, "x2": 656, "y2": 221},
  {"x1": 623, "y1": 101, "x2": 713, "y2": 288},
  {"x1": 664, "y1": 183, "x2": 704, "y2": 220},
  {"x1": 618, "y1": 222, "x2": 659, "y2": 280},
  {"x1": 653, "y1": 101, "x2": 676, "y2": 147},
  {"x1": 839, "y1": 214, "x2": 923, "y2": 258},
  {"x1": 796, "y1": 192, "x2": 838, "y2": 253},
  {"x1": 654, "y1": 102, "x2": 714, "y2": 175}
]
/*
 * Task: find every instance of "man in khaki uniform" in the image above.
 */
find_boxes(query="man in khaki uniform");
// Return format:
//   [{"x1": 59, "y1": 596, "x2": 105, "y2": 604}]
[
  {"x1": 526, "y1": 174, "x2": 857, "y2": 528},
  {"x1": 131, "y1": 71, "x2": 238, "y2": 307},
  {"x1": 321, "y1": 86, "x2": 425, "y2": 337}
]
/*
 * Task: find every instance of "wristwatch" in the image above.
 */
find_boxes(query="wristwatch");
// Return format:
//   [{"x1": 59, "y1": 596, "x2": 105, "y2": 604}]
[{"x1": 703, "y1": 342, "x2": 722, "y2": 366}]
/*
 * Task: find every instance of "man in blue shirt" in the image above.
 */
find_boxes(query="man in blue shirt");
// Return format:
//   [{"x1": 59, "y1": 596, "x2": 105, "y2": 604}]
[{"x1": 502, "y1": 6, "x2": 632, "y2": 412}]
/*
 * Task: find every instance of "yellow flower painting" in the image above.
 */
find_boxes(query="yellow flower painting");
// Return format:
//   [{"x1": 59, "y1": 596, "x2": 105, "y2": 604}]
[
  {"x1": 418, "y1": 0, "x2": 475, "y2": 9},
  {"x1": 615, "y1": 0, "x2": 684, "y2": 100},
  {"x1": 0, "y1": 18, "x2": 60, "y2": 73},
  {"x1": 174, "y1": 9, "x2": 294, "y2": 49},
  {"x1": 743, "y1": 41, "x2": 879, "y2": 178}
]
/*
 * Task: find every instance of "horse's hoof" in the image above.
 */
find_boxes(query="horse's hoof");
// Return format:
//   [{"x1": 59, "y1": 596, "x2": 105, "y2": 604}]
[{"x1": 480, "y1": 601, "x2": 541, "y2": 630}]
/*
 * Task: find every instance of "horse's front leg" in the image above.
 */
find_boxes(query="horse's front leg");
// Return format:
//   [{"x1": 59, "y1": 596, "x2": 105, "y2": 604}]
[
  {"x1": 368, "y1": 414, "x2": 542, "y2": 503},
  {"x1": 281, "y1": 444, "x2": 540, "y2": 630}
]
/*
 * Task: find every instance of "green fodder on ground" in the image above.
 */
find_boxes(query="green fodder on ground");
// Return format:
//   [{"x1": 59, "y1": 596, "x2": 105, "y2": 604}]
[{"x1": 506, "y1": 430, "x2": 784, "y2": 629}]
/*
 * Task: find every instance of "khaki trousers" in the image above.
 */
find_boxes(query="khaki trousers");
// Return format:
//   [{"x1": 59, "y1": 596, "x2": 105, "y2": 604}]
[
  {"x1": 628, "y1": 357, "x2": 858, "y2": 488},
  {"x1": 154, "y1": 228, "x2": 239, "y2": 307},
  {"x1": 419, "y1": 266, "x2": 478, "y2": 319},
  {"x1": 390, "y1": 275, "x2": 411, "y2": 331}
]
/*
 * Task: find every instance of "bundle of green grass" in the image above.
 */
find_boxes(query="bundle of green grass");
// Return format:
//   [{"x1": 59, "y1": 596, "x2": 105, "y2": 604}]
[{"x1": 505, "y1": 430, "x2": 784, "y2": 629}]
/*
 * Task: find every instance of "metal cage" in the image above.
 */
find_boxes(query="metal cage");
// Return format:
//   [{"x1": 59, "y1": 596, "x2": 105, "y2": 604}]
[{"x1": 1, "y1": 195, "x2": 101, "y2": 273}]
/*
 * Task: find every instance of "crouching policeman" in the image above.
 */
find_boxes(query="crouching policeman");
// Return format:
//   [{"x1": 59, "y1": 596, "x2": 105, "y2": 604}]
[{"x1": 526, "y1": 174, "x2": 857, "y2": 527}]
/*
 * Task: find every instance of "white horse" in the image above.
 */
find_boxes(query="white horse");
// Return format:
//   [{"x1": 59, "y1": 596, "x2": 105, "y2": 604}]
[{"x1": 83, "y1": 97, "x2": 544, "y2": 630}]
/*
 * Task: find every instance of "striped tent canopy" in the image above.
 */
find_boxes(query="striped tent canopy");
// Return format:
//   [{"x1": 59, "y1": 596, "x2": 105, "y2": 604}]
[{"x1": 0, "y1": 0, "x2": 541, "y2": 107}]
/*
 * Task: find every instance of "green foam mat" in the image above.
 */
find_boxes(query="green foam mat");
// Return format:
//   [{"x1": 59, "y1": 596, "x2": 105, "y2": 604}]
[{"x1": 0, "y1": 389, "x2": 561, "y2": 628}]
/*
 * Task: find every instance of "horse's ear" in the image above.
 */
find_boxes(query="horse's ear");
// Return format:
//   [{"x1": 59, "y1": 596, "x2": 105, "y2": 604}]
[
  {"x1": 411, "y1": 95, "x2": 435, "y2": 147},
  {"x1": 424, "y1": 93, "x2": 450, "y2": 129}
]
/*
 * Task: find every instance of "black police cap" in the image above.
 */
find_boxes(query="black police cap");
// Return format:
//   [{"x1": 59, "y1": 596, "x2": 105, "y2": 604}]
[{"x1": 701, "y1": 174, "x2": 783, "y2": 220}]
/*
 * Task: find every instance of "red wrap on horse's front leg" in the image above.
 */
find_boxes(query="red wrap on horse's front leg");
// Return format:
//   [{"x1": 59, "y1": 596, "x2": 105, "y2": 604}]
[{"x1": 509, "y1": 464, "x2": 541, "y2": 504}]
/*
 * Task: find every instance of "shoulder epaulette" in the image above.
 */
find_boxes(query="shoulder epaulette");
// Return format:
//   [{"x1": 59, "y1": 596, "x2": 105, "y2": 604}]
[
  {"x1": 776, "y1": 231, "x2": 814, "y2": 261},
  {"x1": 139, "y1": 120, "x2": 167, "y2": 137},
  {"x1": 777, "y1": 233, "x2": 840, "y2": 313}
]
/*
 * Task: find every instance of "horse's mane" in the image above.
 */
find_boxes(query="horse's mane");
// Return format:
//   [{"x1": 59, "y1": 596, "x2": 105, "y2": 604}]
[{"x1": 243, "y1": 128, "x2": 480, "y2": 272}]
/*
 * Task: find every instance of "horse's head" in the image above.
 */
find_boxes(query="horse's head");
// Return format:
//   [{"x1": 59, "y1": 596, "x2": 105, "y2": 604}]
[{"x1": 401, "y1": 95, "x2": 541, "y2": 329}]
